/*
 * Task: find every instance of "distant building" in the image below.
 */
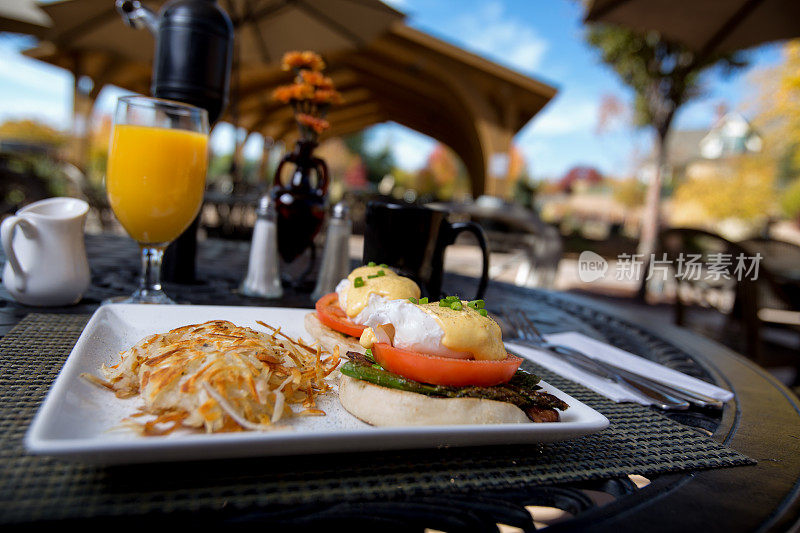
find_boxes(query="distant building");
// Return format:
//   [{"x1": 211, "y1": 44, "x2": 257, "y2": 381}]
[
  {"x1": 699, "y1": 112, "x2": 762, "y2": 159},
  {"x1": 638, "y1": 112, "x2": 762, "y2": 183},
  {"x1": 556, "y1": 166, "x2": 603, "y2": 193}
]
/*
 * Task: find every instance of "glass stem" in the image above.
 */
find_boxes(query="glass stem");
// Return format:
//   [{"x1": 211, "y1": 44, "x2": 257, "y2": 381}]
[{"x1": 139, "y1": 245, "x2": 166, "y2": 294}]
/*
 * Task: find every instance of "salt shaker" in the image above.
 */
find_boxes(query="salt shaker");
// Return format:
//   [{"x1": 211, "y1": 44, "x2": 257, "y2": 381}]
[
  {"x1": 311, "y1": 202, "x2": 352, "y2": 301},
  {"x1": 241, "y1": 195, "x2": 283, "y2": 299}
]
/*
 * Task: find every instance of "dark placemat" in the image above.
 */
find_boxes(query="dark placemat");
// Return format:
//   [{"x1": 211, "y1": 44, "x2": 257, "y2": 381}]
[{"x1": 0, "y1": 313, "x2": 755, "y2": 523}]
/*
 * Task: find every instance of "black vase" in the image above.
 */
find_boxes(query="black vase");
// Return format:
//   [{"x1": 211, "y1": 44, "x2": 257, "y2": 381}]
[{"x1": 271, "y1": 140, "x2": 329, "y2": 263}]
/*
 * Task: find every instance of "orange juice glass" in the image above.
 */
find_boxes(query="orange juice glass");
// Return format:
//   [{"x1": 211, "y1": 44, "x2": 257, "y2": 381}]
[
  {"x1": 106, "y1": 96, "x2": 209, "y2": 305},
  {"x1": 107, "y1": 125, "x2": 207, "y2": 244}
]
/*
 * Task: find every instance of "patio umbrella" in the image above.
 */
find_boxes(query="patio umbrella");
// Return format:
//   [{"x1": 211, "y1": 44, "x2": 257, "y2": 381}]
[
  {"x1": 0, "y1": 0, "x2": 51, "y2": 36},
  {"x1": 585, "y1": 0, "x2": 800, "y2": 57},
  {"x1": 26, "y1": 0, "x2": 404, "y2": 67},
  {"x1": 23, "y1": 0, "x2": 405, "y2": 154}
]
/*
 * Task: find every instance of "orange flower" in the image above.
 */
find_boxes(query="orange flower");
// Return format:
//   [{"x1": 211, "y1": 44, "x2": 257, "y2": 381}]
[
  {"x1": 282, "y1": 51, "x2": 325, "y2": 72},
  {"x1": 296, "y1": 113, "x2": 330, "y2": 134},
  {"x1": 313, "y1": 89, "x2": 343, "y2": 105},
  {"x1": 300, "y1": 70, "x2": 334, "y2": 90},
  {"x1": 272, "y1": 82, "x2": 315, "y2": 103}
]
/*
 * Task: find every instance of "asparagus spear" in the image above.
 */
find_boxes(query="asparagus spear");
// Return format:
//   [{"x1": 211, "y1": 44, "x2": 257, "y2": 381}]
[{"x1": 340, "y1": 357, "x2": 567, "y2": 411}]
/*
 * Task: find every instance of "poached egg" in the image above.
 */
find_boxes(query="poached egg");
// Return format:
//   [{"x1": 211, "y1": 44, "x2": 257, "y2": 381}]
[
  {"x1": 335, "y1": 265, "x2": 420, "y2": 321},
  {"x1": 357, "y1": 297, "x2": 506, "y2": 361}
]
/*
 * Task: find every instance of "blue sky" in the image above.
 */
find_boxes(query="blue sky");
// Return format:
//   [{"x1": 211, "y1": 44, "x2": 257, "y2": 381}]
[{"x1": 0, "y1": 0, "x2": 785, "y2": 179}]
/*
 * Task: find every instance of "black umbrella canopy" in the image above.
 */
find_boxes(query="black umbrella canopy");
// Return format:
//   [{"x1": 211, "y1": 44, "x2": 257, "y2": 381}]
[{"x1": 585, "y1": 0, "x2": 800, "y2": 56}]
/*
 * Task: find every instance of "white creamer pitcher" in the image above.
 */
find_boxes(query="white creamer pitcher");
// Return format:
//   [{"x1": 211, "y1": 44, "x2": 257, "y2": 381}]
[{"x1": 1, "y1": 197, "x2": 91, "y2": 306}]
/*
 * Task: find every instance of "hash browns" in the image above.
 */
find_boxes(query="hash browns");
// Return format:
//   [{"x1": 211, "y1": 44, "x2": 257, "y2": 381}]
[{"x1": 81, "y1": 320, "x2": 340, "y2": 434}]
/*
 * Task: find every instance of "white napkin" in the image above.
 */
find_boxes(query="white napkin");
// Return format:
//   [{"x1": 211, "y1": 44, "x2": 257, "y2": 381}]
[{"x1": 506, "y1": 331, "x2": 734, "y2": 405}]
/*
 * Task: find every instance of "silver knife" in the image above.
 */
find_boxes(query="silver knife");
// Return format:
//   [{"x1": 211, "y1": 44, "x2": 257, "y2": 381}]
[{"x1": 518, "y1": 340, "x2": 690, "y2": 410}]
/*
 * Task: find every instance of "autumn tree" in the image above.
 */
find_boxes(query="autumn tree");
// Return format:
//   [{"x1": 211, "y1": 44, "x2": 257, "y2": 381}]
[
  {"x1": 343, "y1": 131, "x2": 394, "y2": 185},
  {"x1": 612, "y1": 177, "x2": 645, "y2": 209},
  {"x1": 0, "y1": 119, "x2": 66, "y2": 146},
  {"x1": 751, "y1": 40, "x2": 800, "y2": 224},
  {"x1": 585, "y1": 26, "x2": 747, "y2": 267},
  {"x1": 417, "y1": 144, "x2": 471, "y2": 200},
  {"x1": 781, "y1": 178, "x2": 800, "y2": 223},
  {"x1": 672, "y1": 155, "x2": 776, "y2": 225}
]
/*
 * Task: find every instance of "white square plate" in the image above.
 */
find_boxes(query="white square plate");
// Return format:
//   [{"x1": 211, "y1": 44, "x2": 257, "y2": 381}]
[{"x1": 25, "y1": 304, "x2": 609, "y2": 464}]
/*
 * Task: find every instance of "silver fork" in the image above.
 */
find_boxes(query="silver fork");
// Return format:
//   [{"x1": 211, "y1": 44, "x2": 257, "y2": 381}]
[
  {"x1": 498, "y1": 310, "x2": 701, "y2": 410},
  {"x1": 514, "y1": 314, "x2": 723, "y2": 409}
]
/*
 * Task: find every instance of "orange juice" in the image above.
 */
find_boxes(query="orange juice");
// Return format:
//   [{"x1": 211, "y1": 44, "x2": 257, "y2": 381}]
[{"x1": 107, "y1": 124, "x2": 208, "y2": 245}]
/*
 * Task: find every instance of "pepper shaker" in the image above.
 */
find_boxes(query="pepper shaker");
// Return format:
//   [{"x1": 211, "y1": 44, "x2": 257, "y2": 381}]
[
  {"x1": 241, "y1": 195, "x2": 283, "y2": 299},
  {"x1": 311, "y1": 202, "x2": 352, "y2": 301}
]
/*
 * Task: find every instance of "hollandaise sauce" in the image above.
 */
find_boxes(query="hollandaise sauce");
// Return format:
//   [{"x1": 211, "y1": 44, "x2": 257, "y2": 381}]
[
  {"x1": 340, "y1": 266, "x2": 420, "y2": 318},
  {"x1": 419, "y1": 303, "x2": 506, "y2": 361},
  {"x1": 358, "y1": 299, "x2": 507, "y2": 362}
]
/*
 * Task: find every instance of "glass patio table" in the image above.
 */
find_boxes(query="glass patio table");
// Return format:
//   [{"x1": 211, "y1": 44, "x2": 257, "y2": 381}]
[{"x1": 0, "y1": 234, "x2": 798, "y2": 531}]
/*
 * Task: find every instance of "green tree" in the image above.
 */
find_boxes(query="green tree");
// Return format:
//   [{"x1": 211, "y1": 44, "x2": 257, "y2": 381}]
[
  {"x1": 585, "y1": 25, "x2": 747, "y2": 266},
  {"x1": 343, "y1": 131, "x2": 394, "y2": 185}
]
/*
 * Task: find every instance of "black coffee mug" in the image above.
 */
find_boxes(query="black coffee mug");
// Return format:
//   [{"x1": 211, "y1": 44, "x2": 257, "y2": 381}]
[{"x1": 363, "y1": 202, "x2": 489, "y2": 300}]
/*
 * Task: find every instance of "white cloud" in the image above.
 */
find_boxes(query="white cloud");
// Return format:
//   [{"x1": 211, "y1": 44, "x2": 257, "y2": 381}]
[
  {"x1": 0, "y1": 96, "x2": 71, "y2": 129},
  {"x1": 520, "y1": 95, "x2": 599, "y2": 137},
  {"x1": 0, "y1": 47, "x2": 72, "y2": 128},
  {"x1": 0, "y1": 49, "x2": 70, "y2": 94},
  {"x1": 450, "y1": 1, "x2": 548, "y2": 74}
]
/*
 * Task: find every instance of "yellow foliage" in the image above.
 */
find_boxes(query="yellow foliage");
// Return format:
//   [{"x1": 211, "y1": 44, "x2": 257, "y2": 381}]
[
  {"x1": 752, "y1": 41, "x2": 800, "y2": 162},
  {"x1": 672, "y1": 155, "x2": 776, "y2": 224},
  {"x1": 0, "y1": 119, "x2": 66, "y2": 145},
  {"x1": 612, "y1": 178, "x2": 645, "y2": 208},
  {"x1": 781, "y1": 177, "x2": 800, "y2": 219}
]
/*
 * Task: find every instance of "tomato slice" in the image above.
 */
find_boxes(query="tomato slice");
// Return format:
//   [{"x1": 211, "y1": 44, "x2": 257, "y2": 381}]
[
  {"x1": 315, "y1": 293, "x2": 366, "y2": 338},
  {"x1": 372, "y1": 342, "x2": 522, "y2": 387}
]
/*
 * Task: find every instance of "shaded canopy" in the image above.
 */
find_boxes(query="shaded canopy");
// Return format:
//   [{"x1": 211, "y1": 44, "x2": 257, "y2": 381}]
[
  {"x1": 0, "y1": 0, "x2": 51, "y2": 34},
  {"x1": 233, "y1": 25, "x2": 556, "y2": 194},
  {"x1": 25, "y1": 0, "x2": 556, "y2": 195},
  {"x1": 586, "y1": 0, "x2": 800, "y2": 57}
]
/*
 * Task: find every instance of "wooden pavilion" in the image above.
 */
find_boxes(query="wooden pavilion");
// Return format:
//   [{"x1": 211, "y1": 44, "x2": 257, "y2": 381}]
[{"x1": 24, "y1": 0, "x2": 556, "y2": 197}]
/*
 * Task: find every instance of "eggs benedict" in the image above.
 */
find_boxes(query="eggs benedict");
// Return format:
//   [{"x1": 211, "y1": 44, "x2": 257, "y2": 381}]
[
  {"x1": 337, "y1": 296, "x2": 569, "y2": 426},
  {"x1": 304, "y1": 263, "x2": 422, "y2": 355}
]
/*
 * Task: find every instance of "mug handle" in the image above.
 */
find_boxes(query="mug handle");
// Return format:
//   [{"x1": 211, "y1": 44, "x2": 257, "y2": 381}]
[
  {"x1": 448, "y1": 222, "x2": 489, "y2": 300},
  {"x1": 1, "y1": 215, "x2": 37, "y2": 292}
]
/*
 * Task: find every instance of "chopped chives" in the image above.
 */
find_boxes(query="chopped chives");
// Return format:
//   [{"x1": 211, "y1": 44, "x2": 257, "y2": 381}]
[
  {"x1": 376, "y1": 270, "x2": 385, "y2": 277},
  {"x1": 419, "y1": 297, "x2": 429, "y2": 304},
  {"x1": 354, "y1": 277, "x2": 365, "y2": 287},
  {"x1": 450, "y1": 301, "x2": 462, "y2": 311},
  {"x1": 379, "y1": 263, "x2": 388, "y2": 268},
  {"x1": 367, "y1": 261, "x2": 376, "y2": 267},
  {"x1": 439, "y1": 300, "x2": 450, "y2": 307},
  {"x1": 478, "y1": 309, "x2": 488, "y2": 317},
  {"x1": 408, "y1": 297, "x2": 418, "y2": 304}
]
